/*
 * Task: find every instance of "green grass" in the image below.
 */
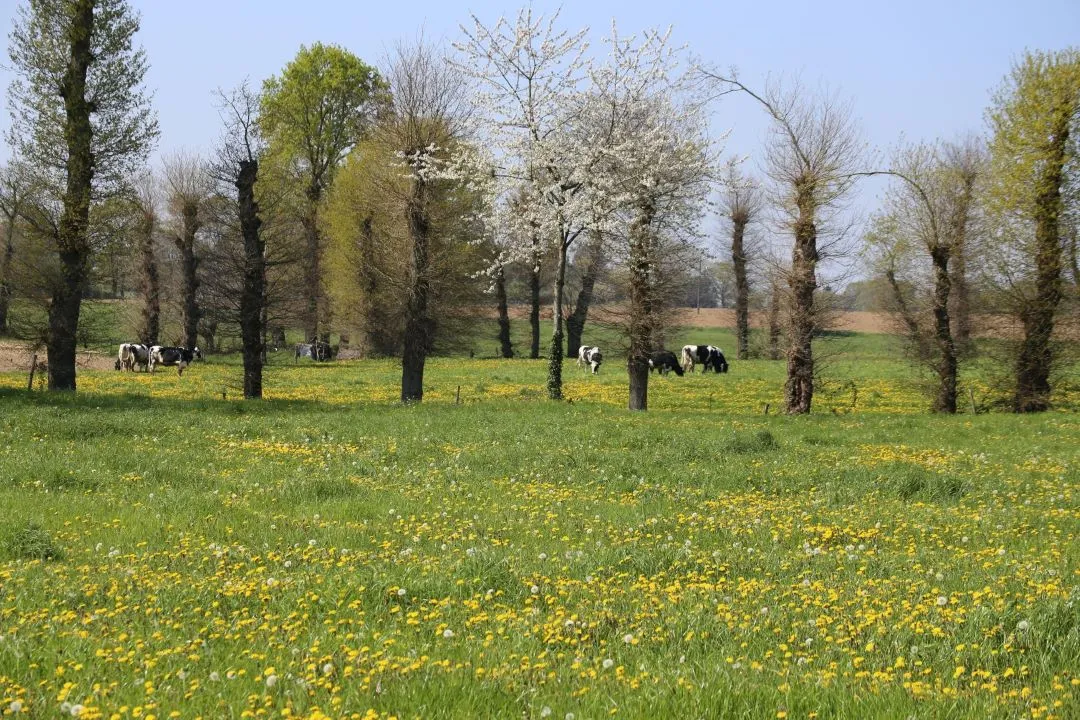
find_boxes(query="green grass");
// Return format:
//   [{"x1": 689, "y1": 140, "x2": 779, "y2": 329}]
[{"x1": 0, "y1": 328, "x2": 1078, "y2": 719}]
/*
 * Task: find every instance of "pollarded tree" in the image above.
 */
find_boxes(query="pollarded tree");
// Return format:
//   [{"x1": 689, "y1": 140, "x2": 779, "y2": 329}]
[
  {"x1": 210, "y1": 82, "x2": 267, "y2": 399},
  {"x1": 985, "y1": 49, "x2": 1080, "y2": 412},
  {"x1": 454, "y1": 6, "x2": 592, "y2": 396},
  {"x1": 583, "y1": 27, "x2": 716, "y2": 411},
  {"x1": 161, "y1": 151, "x2": 211, "y2": 350},
  {"x1": 865, "y1": 140, "x2": 986, "y2": 413},
  {"x1": 260, "y1": 43, "x2": 387, "y2": 344},
  {"x1": 7, "y1": 0, "x2": 158, "y2": 390},
  {"x1": 703, "y1": 71, "x2": 862, "y2": 413},
  {"x1": 719, "y1": 160, "x2": 762, "y2": 360}
]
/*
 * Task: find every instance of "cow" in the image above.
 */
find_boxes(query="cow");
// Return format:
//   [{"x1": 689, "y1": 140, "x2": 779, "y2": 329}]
[
  {"x1": 648, "y1": 350, "x2": 685, "y2": 376},
  {"x1": 148, "y1": 346, "x2": 202, "y2": 376},
  {"x1": 117, "y1": 343, "x2": 150, "y2": 372},
  {"x1": 295, "y1": 340, "x2": 332, "y2": 362},
  {"x1": 681, "y1": 344, "x2": 729, "y2": 374},
  {"x1": 577, "y1": 345, "x2": 603, "y2": 374}
]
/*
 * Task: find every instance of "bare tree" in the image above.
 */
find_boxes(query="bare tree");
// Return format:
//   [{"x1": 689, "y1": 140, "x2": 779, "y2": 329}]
[
  {"x1": 703, "y1": 72, "x2": 862, "y2": 413},
  {"x1": 210, "y1": 82, "x2": 266, "y2": 399},
  {"x1": 719, "y1": 161, "x2": 762, "y2": 359},
  {"x1": 161, "y1": 151, "x2": 211, "y2": 349}
]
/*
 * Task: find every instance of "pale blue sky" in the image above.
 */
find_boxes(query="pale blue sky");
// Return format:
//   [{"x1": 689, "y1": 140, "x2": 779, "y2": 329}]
[{"x1": 0, "y1": 0, "x2": 1077, "y2": 232}]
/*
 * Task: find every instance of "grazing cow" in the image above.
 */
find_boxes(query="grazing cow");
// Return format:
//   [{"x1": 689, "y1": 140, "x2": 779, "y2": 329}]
[
  {"x1": 577, "y1": 345, "x2": 603, "y2": 374},
  {"x1": 680, "y1": 344, "x2": 729, "y2": 373},
  {"x1": 148, "y1": 345, "x2": 201, "y2": 376},
  {"x1": 295, "y1": 340, "x2": 332, "y2": 362},
  {"x1": 117, "y1": 343, "x2": 150, "y2": 372},
  {"x1": 648, "y1": 350, "x2": 685, "y2": 376}
]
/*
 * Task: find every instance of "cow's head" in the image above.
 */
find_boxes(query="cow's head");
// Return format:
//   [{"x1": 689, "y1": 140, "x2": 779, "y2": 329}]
[{"x1": 192, "y1": 347, "x2": 203, "y2": 361}]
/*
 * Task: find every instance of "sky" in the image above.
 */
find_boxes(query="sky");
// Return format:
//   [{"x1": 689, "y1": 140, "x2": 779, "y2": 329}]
[{"x1": 0, "y1": 0, "x2": 1077, "y2": 262}]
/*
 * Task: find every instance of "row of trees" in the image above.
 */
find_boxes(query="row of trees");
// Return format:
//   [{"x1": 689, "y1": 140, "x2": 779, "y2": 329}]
[{"x1": 1, "y1": 1, "x2": 1076, "y2": 414}]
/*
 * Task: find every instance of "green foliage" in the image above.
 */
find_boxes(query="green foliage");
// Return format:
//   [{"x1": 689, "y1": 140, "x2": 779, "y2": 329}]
[
  {"x1": 259, "y1": 42, "x2": 387, "y2": 194},
  {"x1": 987, "y1": 48, "x2": 1080, "y2": 218},
  {"x1": 7, "y1": 0, "x2": 159, "y2": 198}
]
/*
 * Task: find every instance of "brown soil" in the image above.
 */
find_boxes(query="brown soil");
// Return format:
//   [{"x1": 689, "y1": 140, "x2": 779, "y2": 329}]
[{"x1": 0, "y1": 342, "x2": 117, "y2": 373}]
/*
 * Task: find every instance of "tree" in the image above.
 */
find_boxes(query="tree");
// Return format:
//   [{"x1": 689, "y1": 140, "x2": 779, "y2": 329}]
[
  {"x1": 493, "y1": 260, "x2": 514, "y2": 358},
  {"x1": 719, "y1": 162, "x2": 762, "y2": 359},
  {"x1": 161, "y1": 151, "x2": 210, "y2": 349},
  {"x1": 455, "y1": 7, "x2": 591, "y2": 396},
  {"x1": 366, "y1": 40, "x2": 479, "y2": 403},
  {"x1": 566, "y1": 234, "x2": 605, "y2": 358},
  {"x1": 130, "y1": 174, "x2": 160, "y2": 344},
  {"x1": 585, "y1": 28, "x2": 715, "y2": 411},
  {"x1": 704, "y1": 72, "x2": 861, "y2": 413},
  {"x1": 0, "y1": 164, "x2": 29, "y2": 334},
  {"x1": 260, "y1": 43, "x2": 386, "y2": 344},
  {"x1": 205, "y1": 83, "x2": 269, "y2": 398},
  {"x1": 865, "y1": 140, "x2": 985, "y2": 413},
  {"x1": 985, "y1": 49, "x2": 1080, "y2": 412},
  {"x1": 7, "y1": 0, "x2": 158, "y2": 390}
]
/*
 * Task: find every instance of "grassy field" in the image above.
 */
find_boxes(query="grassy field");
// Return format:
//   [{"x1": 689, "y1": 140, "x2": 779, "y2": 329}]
[{"x1": 0, "y1": 332, "x2": 1078, "y2": 719}]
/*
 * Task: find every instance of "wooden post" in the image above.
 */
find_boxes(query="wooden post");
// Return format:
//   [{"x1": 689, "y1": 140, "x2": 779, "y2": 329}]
[
  {"x1": 222, "y1": 387, "x2": 227, "y2": 401},
  {"x1": 968, "y1": 387, "x2": 977, "y2": 415},
  {"x1": 455, "y1": 385, "x2": 461, "y2": 405},
  {"x1": 27, "y1": 354, "x2": 37, "y2": 391},
  {"x1": 763, "y1": 403, "x2": 770, "y2": 415}
]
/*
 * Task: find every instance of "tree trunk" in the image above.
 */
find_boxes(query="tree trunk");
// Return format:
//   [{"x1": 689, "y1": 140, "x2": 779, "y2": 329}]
[
  {"x1": 951, "y1": 243, "x2": 971, "y2": 348},
  {"x1": 401, "y1": 177, "x2": 432, "y2": 403},
  {"x1": 176, "y1": 201, "x2": 201, "y2": 349},
  {"x1": 785, "y1": 187, "x2": 817, "y2": 414},
  {"x1": 0, "y1": 211, "x2": 17, "y2": 335},
  {"x1": 731, "y1": 214, "x2": 750, "y2": 360},
  {"x1": 47, "y1": 0, "x2": 95, "y2": 392},
  {"x1": 237, "y1": 158, "x2": 265, "y2": 399},
  {"x1": 136, "y1": 208, "x2": 160, "y2": 345},
  {"x1": 1013, "y1": 118, "x2": 1068, "y2": 413},
  {"x1": 302, "y1": 187, "x2": 323, "y2": 343},
  {"x1": 627, "y1": 201, "x2": 656, "y2": 411},
  {"x1": 566, "y1": 238, "x2": 603, "y2": 359},
  {"x1": 768, "y1": 279, "x2": 781, "y2": 361},
  {"x1": 929, "y1": 247, "x2": 957, "y2": 413},
  {"x1": 547, "y1": 238, "x2": 568, "y2": 400},
  {"x1": 494, "y1": 262, "x2": 513, "y2": 358},
  {"x1": 200, "y1": 319, "x2": 217, "y2": 354},
  {"x1": 885, "y1": 267, "x2": 932, "y2": 361},
  {"x1": 528, "y1": 238, "x2": 541, "y2": 359}
]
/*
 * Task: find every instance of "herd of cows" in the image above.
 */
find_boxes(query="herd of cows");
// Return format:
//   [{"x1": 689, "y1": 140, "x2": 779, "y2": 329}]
[
  {"x1": 578, "y1": 344, "x2": 729, "y2": 376},
  {"x1": 116, "y1": 343, "x2": 202, "y2": 375},
  {"x1": 114, "y1": 340, "x2": 730, "y2": 379}
]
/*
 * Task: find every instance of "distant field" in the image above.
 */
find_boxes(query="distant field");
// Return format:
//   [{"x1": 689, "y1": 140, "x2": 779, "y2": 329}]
[{"x1": 1, "y1": 325, "x2": 1078, "y2": 719}]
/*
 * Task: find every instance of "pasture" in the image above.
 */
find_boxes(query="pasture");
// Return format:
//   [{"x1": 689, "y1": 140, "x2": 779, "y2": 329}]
[{"x1": 0, "y1": 331, "x2": 1078, "y2": 719}]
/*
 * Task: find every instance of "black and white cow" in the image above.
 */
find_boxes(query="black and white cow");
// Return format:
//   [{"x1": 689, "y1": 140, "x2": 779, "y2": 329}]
[
  {"x1": 577, "y1": 345, "x2": 603, "y2": 374},
  {"x1": 117, "y1": 343, "x2": 150, "y2": 372},
  {"x1": 295, "y1": 341, "x2": 332, "y2": 362},
  {"x1": 148, "y1": 345, "x2": 201, "y2": 376},
  {"x1": 681, "y1": 344, "x2": 729, "y2": 374},
  {"x1": 648, "y1": 350, "x2": 685, "y2": 376}
]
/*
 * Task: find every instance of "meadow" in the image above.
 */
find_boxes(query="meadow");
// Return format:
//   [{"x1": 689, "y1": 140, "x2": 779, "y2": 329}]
[{"x1": 0, "y1": 328, "x2": 1078, "y2": 719}]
